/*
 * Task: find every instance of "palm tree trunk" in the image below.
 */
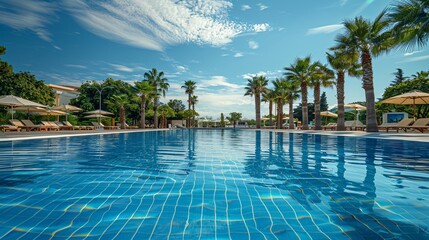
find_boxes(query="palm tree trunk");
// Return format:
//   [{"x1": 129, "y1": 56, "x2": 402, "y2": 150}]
[
  {"x1": 255, "y1": 93, "x2": 261, "y2": 129},
  {"x1": 120, "y1": 107, "x2": 125, "y2": 129},
  {"x1": 154, "y1": 97, "x2": 159, "y2": 129},
  {"x1": 314, "y1": 83, "x2": 321, "y2": 130},
  {"x1": 288, "y1": 96, "x2": 294, "y2": 129},
  {"x1": 361, "y1": 49, "x2": 378, "y2": 132},
  {"x1": 277, "y1": 99, "x2": 283, "y2": 129},
  {"x1": 188, "y1": 94, "x2": 191, "y2": 128},
  {"x1": 301, "y1": 83, "x2": 309, "y2": 130},
  {"x1": 336, "y1": 71, "x2": 345, "y2": 131},
  {"x1": 269, "y1": 100, "x2": 273, "y2": 126},
  {"x1": 140, "y1": 96, "x2": 146, "y2": 129},
  {"x1": 192, "y1": 104, "x2": 195, "y2": 128}
]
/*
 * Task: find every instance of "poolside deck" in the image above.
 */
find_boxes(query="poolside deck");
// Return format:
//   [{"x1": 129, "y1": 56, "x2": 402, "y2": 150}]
[{"x1": 1, "y1": 128, "x2": 428, "y2": 142}]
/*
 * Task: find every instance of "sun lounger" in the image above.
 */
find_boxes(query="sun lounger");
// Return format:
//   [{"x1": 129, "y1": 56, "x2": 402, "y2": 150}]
[
  {"x1": 10, "y1": 119, "x2": 46, "y2": 131},
  {"x1": 41, "y1": 121, "x2": 60, "y2": 131},
  {"x1": 0, "y1": 125, "x2": 21, "y2": 132},
  {"x1": 345, "y1": 120, "x2": 365, "y2": 131},
  {"x1": 63, "y1": 121, "x2": 95, "y2": 130},
  {"x1": 92, "y1": 122, "x2": 120, "y2": 130},
  {"x1": 52, "y1": 121, "x2": 74, "y2": 131},
  {"x1": 379, "y1": 118, "x2": 414, "y2": 132},
  {"x1": 322, "y1": 123, "x2": 337, "y2": 130},
  {"x1": 403, "y1": 118, "x2": 429, "y2": 133},
  {"x1": 21, "y1": 120, "x2": 50, "y2": 131}
]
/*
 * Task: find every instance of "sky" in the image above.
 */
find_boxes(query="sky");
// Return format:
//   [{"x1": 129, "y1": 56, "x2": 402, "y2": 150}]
[{"x1": 0, "y1": 0, "x2": 428, "y2": 119}]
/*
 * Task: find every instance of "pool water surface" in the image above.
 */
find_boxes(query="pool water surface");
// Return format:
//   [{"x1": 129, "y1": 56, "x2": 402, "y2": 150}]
[{"x1": 0, "y1": 130, "x2": 428, "y2": 239}]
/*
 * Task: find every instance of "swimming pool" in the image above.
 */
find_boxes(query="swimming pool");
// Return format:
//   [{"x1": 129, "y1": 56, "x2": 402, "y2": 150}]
[{"x1": 0, "y1": 129, "x2": 428, "y2": 239}]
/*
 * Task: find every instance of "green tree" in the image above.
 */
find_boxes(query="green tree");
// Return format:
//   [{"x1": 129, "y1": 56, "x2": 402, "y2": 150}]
[
  {"x1": 388, "y1": 0, "x2": 429, "y2": 49},
  {"x1": 327, "y1": 50, "x2": 362, "y2": 131},
  {"x1": 227, "y1": 112, "x2": 242, "y2": 128},
  {"x1": 244, "y1": 75, "x2": 269, "y2": 129},
  {"x1": 333, "y1": 11, "x2": 393, "y2": 132},
  {"x1": 284, "y1": 78, "x2": 301, "y2": 129},
  {"x1": 310, "y1": 63, "x2": 335, "y2": 130},
  {"x1": 284, "y1": 56, "x2": 317, "y2": 130},
  {"x1": 182, "y1": 80, "x2": 196, "y2": 127},
  {"x1": 105, "y1": 94, "x2": 129, "y2": 129},
  {"x1": 320, "y1": 92, "x2": 328, "y2": 111},
  {"x1": 272, "y1": 78, "x2": 289, "y2": 129},
  {"x1": 167, "y1": 99, "x2": 186, "y2": 119},
  {"x1": 145, "y1": 68, "x2": 169, "y2": 129},
  {"x1": 135, "y1": 80, "x2": 156, "y2": 129},
  {"x1": 191, "y1": 95, "x2": 198, "y2": 127},
  {"x1": 158, "y1": 104, "x2": 176, "y2": 128},
  {"x1": 262, "y1": 89, "x2": 276, "y2": 126},
  {"x1": 220, "y1": 113, "x2": 225, "y2": 127},
  {"x1": 391, "y1": 68, "x2": 408, "y2": 86},
  {"x1": 0, "y1": 46, "x2": 13, "y2": 76}
]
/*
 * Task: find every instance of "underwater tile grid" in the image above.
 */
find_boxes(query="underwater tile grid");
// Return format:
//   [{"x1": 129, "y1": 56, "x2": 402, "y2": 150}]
[{"x1": 0, "y1": 129, "x2": 428, "y2": 239}]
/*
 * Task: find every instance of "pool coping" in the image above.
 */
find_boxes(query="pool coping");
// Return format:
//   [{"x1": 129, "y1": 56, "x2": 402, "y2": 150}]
[{"x1": 0, "y1": 128, "x2": 428, "y2": 143}]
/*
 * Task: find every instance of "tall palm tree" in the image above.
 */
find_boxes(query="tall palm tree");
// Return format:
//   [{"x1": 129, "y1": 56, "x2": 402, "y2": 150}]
[
  {"x1": 332, "y1": 11, "x2": 392, "y2": 132},
  {"x1": 145, "y1": 68, "x2": 169, "y2": 129},
  {"x1": 327, "y1": 51, "x2": 361, "y2": 131},
  {"x1": 272, "y1": 78, "x2": 289, "y2": 129},
  {"x1": 388, "y1": 0, "x2": 429, "y2": 49},
  {"x1": 105, "y1": 94, "x2": 129, "y2": 129},
  {"x1": 244, "y1": 75, "x2": 269, "y2": 129},
  {"x1": 262, "y1": 89, "x2": 276, "y2": 126},
  {"x1": 135, "y1": 80, "x2": 156, "y2": 129},
  {"x1": 309, "y1": 63, "x2": 335, "y2": 130},
  {"x1": 284, "y1": 56, "x2": 315, "y2": 130},
  {"x1": 191, "y1": 95, "x2": 198, "y2": 127},
  {"x1": 283, "y1": 78, "x2": 301, "y2": 129},
  {"x1": 182, "y1": 80, "x2": 196, "y2": 128}
]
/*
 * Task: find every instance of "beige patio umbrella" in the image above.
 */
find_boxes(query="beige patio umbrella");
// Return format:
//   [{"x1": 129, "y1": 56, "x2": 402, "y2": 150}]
[
  {"x1": 84, "y1": 114, "x2": 111, "y2": 118},
  {"x1": 320, "y1": 111, "x2": 338, "y2": 125},
  {"x1": 0, "y1": 95, "x2": 47, "y2": 120},
  {"x1": 84, "y1": 109, "x2": 113, "y2": 115},
  {"x1": 381, "y1": 90, "x2": 429, "y2": 120},
  {"x1": 344, "y1": 103, "x2": 366, "y2": 121},
  {"x1": 53, "y1": 104, "x2": 82, "y2": 122},
  {"x1": 35, "y1": 109, "x2": 67, "y2": 116}
]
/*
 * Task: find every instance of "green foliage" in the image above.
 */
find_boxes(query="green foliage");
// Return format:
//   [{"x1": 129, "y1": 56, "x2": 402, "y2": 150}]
[
  {"x1": 220, "y1": 113, "x2": 225, "y2": 127},
  {"x1": 320, "y1": 92, "x2": 328, "y2": 111},
  {"x1": 391, "y1": 68, "x2": 408, "y2": 86},
  {"x1": 0, "y1": 46, "x2": 13, "y2": 75},
  {"x1": 294, "y1": 103, "x2": 315, "y2": 122},
  {"x1": 227, "y1": 112, "x2": 242, "y2": 128}
]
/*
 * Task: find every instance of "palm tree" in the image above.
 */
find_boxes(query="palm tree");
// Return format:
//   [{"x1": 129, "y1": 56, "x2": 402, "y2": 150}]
[
  {"x1": 158, "y1": 104, "x2": 175, "y2": 128},
  {"x1": 244, "y1": 75, "x2": 269, "y2": 129},
  {"x1": 332, "y1": 11, "x2": 392, "y2": 132},
  {"x1": 283, "y1": 78, "x2": 301, "y2": 129},
  {"x1": 284, "y1": 56, "x2": 315, "y2": 130},
  {"x1": 262, "y1": 89, "x2": 276, "y2": 126},
  {"x1": 272, "y1": 78, "x2": 289, "y2": 129},
  {"x1": 191, "y1": 95, "x2": 198, "y2": 127},
  {"x1": 309, "y1": 63, "x2": 335, "y2": 130},
  {"x1": 388, "y1": 0, "x2": 429, "y2": 49},
  {"x1": 135, "y1": 80, "x2": 156, "y2": 129},
  {"x1": 105, "y1": 94, "x2": 129, "y2": 129},
  {"x1": 182, "y1": 80, "x2": 196, "y2": 128},
  {"x1": 227, "y1": 112, "x2": 242, "y2": 128},
  {"x1": 327, "y1": 50, "x2": 361, "y2": 131},
  {"x1": 145, "y1": 68, "x2": 169, "y2": 129}
]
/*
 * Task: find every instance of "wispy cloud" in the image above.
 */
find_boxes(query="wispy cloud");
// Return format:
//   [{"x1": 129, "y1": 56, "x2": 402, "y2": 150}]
[
  {"x1": 353, "y1": 0, "x2": 375, "y2": 16},
  {"x1": 107, "y1": 73, "x2": 123, "y2": 78},
  {"x1": 400, "y1": 55, "x2": 429, "y2": 63},
  {"x1": 241, "y1": 5, "x2": 251, "y2": 11},
  {"x1": 110, "y1": 63, "x2": 134, "y2": 72},
  {"x1": 257, "y1": 3, "x2": 268, "y2": 11},
  {"x1": 404, "y1": 50, "x2": 423, "y2": 57},
  {"x1": 65, "y1": 64, "x2": 87, "y2": 69},
  {"x1": 242, "y1": 70, "x2": 282, "y2": 80},
  {"x1": 248, "y1": 40, "x2": 259, "y2": 49},
  {"x1": 340, "y1": 0, "x2": 348, "y2": 6},
  {"x1": 199, "y1": 76, "x2": 242, "y2": 89},
  {"x1": 64, "y1": 0, "x2": 270, "y2": 51},
  {"x1": 307, "y1": 24, "x2": 343, "y2": 35},
  {"x1": 234, "y1": 52, "x2": 244, "y2": 58},
  {"x1": 0, "y1": 0, "x2": 57, "y2": 42}
]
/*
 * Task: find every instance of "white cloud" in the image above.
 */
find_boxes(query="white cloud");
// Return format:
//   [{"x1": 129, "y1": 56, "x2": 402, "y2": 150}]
[
  {"x1": 307, "y1": 24, "x2": 343, "y2": 35},
  {"x1": 53, "y1": 45, "x2": 62, "y2": 51},
  {"x1": 404, "y1": 50, "x2": 423, "y2": 57},
  {"x1": 110, "y1": 63, "x2": 134, "y2": 72},
  {"x1": 241, "y1": 5, "x2": 251, "y2": 11},
  {"x1": 257, "y1": 3, "x2": 268, "y2": 11},
  {"x1": 234, "y1": 52, "x2": 244, "y2": 58},
  {"x1": 0, "y1": 0, "x2": 57, "y2": 42},
  {"x1": 199, "y1": 76, "x2": 243, "y2": 89},
  {"x1": 175, "y1": 65, "x2": 188, "y2": 74},
  {"x1": 400, "y1": 55, "x2": 429, "y2": 63},
  {"x1": 107, "y1": 73, "x2": 123, "y2": 78},
  {"x1": 64, "y1": 0, "x2": 270, "y2": 51},
  {"x1": 242, "y1": 70, "x2": 281, "y2": 80},
  {"x1": 248, "y1": 40, "x2": 259, "y2": 49},
  {"x1": 65, "y1": 64, "x2": 88, "y2": 69}
]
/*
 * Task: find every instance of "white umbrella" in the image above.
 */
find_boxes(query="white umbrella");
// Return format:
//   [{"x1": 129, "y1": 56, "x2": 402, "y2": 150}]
[
  {"x1": 53, "y1": 104, "x2": 82, "y2": 122},
  {"x1": 84, "y1": 114, "x2": 111, "y2": 118},
  {"x1": 345, "y1": 103, "x2": 366, "y2": 121},
  {"x1": 0, "y1": 95, "x2": 46, "y2": 120},
  {"x1": 84, "y1": 109, "x2": 114, "y2": 115}
]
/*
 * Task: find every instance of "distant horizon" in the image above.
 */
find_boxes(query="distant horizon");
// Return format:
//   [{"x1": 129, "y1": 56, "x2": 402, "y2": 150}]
[{"x1": 1, "y1": 0, "x2": 428, "y2": 119}]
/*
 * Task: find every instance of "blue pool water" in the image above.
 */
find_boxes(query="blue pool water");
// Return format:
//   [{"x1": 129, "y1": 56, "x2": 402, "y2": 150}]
[{"x1": 0, "y1": 130, "x2": 428, "y2": 239}]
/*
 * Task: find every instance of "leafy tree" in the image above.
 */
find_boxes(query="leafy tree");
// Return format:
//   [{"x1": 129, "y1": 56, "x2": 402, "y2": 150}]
[
  {"x1": 310, "y1": 63, "x2": 335, "y2": 130},
  {"x1": 227, "y1": 112, "x2": 242, "y2": 128},
  {"x1": 182, "y1": 80, "x2": 196, "y2": 127},
  {"x1": 391, "y1": 68, "x2": 408, "y2": 86},
  {"x1": 283, "y1": 78, "x2": 301, "y2": 129},
  {"x1": 411, "y1": 70, "x2": 429, "y2": 80},
  {"x1": 158, "y1": 104, "x2": 175, "y2": 128},
  {"x1": 272, "y1": 78, "x2": 289, "y2": 129},
  {"x1": 244, "y1": 75, "x2": 269, "y2": 129},
  {"x1": 320, "y1": 92, "x2": 328, "y2": 111},
  {"x1": 332, "y1": 11, "x2": 393, "y2": 132},
  {"x1": 0, "y1": 46, "x2": 13, "y2": 75},
  {"x1": 285, "y1": 56, "x2": 317, "y2": 130},
  {"x1": 105, "y1": 94, "x2": 129, "y2": 129},
  {"x1": 145, "y1": 68, "x2": 169, "y2": 129},
  {"x1": 294, "y1": 103, "x2": 315, "y2": 123},
  {"x1": 262, "y1": 89, "x2": 276, "y2": 126},
  {"x1": 327, "y1": 50, "x2": 362, "y2": 131},
  {"x1": 220, "y1": 113, "x2": 225, "y2": 127},
  {"x1": 388, "y1": 0, "x2": 429, "y2": 49},
  {"x1": 167, "y1": 99, "x2": 185, "y2": 120},
  {"x1": 135, "y1": 80, "x2": 156, "y2": 128}
]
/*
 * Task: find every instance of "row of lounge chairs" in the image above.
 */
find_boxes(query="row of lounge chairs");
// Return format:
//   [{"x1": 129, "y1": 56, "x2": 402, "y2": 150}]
[
  {"x1": 1, "y1": 120, "x2": 96, "y2": 132},
  {"x1": 322, "y1": 118, "x2": 429, "y2": 132}
]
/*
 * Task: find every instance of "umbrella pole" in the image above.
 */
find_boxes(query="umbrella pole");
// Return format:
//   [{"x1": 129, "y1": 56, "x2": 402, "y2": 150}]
[
  {"x1": 11, "y1": 106, "x2": 14, "y2": 121},
  {"x1": 413, "y1": 98, "x2": 416, "y2": 120}
]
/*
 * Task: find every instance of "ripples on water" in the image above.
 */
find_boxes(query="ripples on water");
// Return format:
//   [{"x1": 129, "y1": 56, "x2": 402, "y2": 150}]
[{"x1": 0, "y1": 130, "x2": 428, "y2": 239}]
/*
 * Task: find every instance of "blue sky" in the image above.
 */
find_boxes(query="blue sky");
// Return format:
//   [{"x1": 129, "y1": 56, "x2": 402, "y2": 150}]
[{"x1": 1, "y1": 0, "x2": 428, "y2": 119}]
